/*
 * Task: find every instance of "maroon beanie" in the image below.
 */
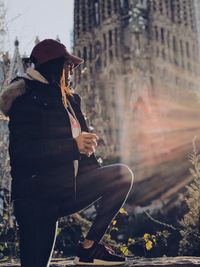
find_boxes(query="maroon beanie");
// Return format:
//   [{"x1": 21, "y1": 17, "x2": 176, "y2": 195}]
[{"x1": 30, "y1": 39, "x2": 84, "y2": 69}]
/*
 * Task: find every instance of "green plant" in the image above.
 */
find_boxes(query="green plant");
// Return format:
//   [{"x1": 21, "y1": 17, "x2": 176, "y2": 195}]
[
  {"x1": 178, "y1": 138, "x2": 200, "y2": 256},
  {"x1": 102, "y1": 207, "x2": 171, "y2": 258},
  {"x1": 0, "y1": 191, "x2": 19, "y2": 260}
]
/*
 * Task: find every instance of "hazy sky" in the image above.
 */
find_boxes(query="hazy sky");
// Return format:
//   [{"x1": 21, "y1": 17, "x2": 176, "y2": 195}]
[{"x1": 3, "y1": 0, "x2": 74, "y2": 57}]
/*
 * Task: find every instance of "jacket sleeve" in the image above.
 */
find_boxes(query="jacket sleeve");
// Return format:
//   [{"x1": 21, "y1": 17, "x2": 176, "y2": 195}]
[{"x1": 72, "y1": 93, "x2": 103, "y2": 168}]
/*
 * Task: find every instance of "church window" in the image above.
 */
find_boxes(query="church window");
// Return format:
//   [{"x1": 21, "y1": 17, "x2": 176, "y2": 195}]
[
  {"x1": 167, "y1": 31, "x2": 170, "y2": 48},
  {"x1": 77, "y1": 50, "x2": 82, "y2": 82},
  {"x1": 183, "y1": 0, "x2": 188, "y2": 26},
  {"x1": 88, "y1": 0, "x2": 93, "y2": 30},
  {"x1": 180, "y1": 40, "x2": 184, "y2": 56},
  {"x1": 192, "y1": 44, "x2": 196, "y2": 61},
  {"x1": 109, "y1": 30, "x2": 113, "y2": 46},
  {"x1": 173, "y1": 36, "x2": 178, "y2": 65},
  {"x1": 120, "y1": 0, "x2": 124, "y2": 8},
  {"x1": 83, "y1": 47, "x2": 87, "y2": 64},
  {"x1": 177, "y1": 0, "x2": 181, "y2": 24},
  {"x1": 95, "y1": 58, "x2": 102, "y2": 72},
  {"x1": 173, "y1": 36, "x2": 177, "y2": 53},
  {"x1": 188, "y1": 0, "x2": 194, "y2": 30},
  {"x1": 165, "y1": 0, "x2": 170, "y2": 17},
  {"x1": 102, "y1": 0, "x2": 106, "y2": 19},
  {"x1": 186, "y1": 42, "x2": 190, "y2": 58},
  {"x1": 120, "y1": 0, "x2": 129, "y2": 9},
  {"x1": 162, "y1": 48, "x2": 166, "y2": 60},
  {"x1": 154, "y1": 26, "x2": 158, "y2": 41},
  {"x1": 89, "y1": 44, "x2": 92, "y2": 62},
  {"x1": 108, "y1": 0, "x2": 112, "y2": 16},
  {"x1": 76, "y1": 0, "x2": 80, "y2": 37},
  {"x1": 104, "y1": 53, "x2": 107, "y2": 67},
  {"x1": 95, "y1": 41, "x2": 102, "y2": 71},
  {"x1": 115, "y1": 28, "x2": 118, "y2": 57},
  {"x1": 156, "y1": 46, "x2": 159, "y2": 57},
  {"x1": 103, "y1": 33, "x2": 107, "y2": 50},
  {"x1": 124, "y1": 0, "x2": 129, "y2": 9},
  {"x1": 95, "y1": 41, "x2": 101, "y2": 54},
  {"x1": 90, "y1": 66, "x2": 93, "y2": 75},
  {"x1": 94, "y1": 0, "x2": 100, "y2": 26},
  {"x1": 114, "y1": 0, "x2": 118, "y2": 13},
  {"x1": 109, "y1": 50, "x2": 113, "y2": 63},
  {"x1": 152, "y1": 0, "x2": 157, "y2": 11},
  {"x1": 159, "y1": 0, "x2": 163, "y2": 14},
  {"x1": 137, "y1": 35, "x2": 141, "y2": 49},
  {"x1": 161, "y1": 28, "x2": 164, "y2": 44},
  {"x1": 82, "y1": 0, "x2": 86, "y2": 32},
  {"x1": 170, "y1": 0, "x2": 175, "y2": 22}
]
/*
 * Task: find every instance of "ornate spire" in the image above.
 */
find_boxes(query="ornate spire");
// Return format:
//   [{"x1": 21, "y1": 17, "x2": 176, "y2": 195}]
[
  {"x1": 14, "y1": 38, "x2": 19, "y2": 47},
  {"x1": 7, "y1": 37, "x2": 25, "y2": 83},
  {"x1": 56, "y1": 35, "x2": 61, "y2": 42},
  {"x1": 35, "y1": 36, "x2": 40, "y2": 45}
]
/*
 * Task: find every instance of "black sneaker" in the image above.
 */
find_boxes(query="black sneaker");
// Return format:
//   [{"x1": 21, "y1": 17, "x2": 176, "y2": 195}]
[{"x1": 73, "y1": 240, "x2": 127, "y2": 266}]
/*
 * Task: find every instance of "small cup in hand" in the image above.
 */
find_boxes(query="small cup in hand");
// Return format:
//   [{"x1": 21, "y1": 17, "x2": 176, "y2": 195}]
[{"x1": 76, "y1": 131, "x2": 99, "y2": 157}]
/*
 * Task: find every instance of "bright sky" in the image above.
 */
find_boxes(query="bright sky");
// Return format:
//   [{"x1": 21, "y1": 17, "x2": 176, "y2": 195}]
[{"x1": 3, "y1": 0, "x2": 74, "y2": 58}]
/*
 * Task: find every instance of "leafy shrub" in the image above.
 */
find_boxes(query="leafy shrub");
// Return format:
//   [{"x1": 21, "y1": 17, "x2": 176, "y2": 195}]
[{"x1": 179, "y1": 138, "x2": 200, "y2": 256}]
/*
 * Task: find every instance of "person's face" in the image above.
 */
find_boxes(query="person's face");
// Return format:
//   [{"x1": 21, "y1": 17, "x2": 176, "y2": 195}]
[
  {"x1": 36, "y1": 57, "x2": 65, "y2": 84},
  {"x1": 64, "y1": 62, "x2": 74, "y2": 86}
]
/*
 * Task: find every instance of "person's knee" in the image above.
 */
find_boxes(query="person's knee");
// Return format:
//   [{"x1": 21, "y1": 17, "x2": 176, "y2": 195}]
[{"x1": 117, "y1": 163, "x2": 134, "y2": 189}]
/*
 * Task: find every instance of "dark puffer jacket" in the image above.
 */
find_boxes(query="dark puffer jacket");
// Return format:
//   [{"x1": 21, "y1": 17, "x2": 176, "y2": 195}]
[{"x1": 0, "y1": 70, "x2": 101, "y2": 202}]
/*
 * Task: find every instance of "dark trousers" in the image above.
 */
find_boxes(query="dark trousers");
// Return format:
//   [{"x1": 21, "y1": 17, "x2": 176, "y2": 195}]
[{"x1": 13, "y1": 163, "x2": 134, "y2": 267}]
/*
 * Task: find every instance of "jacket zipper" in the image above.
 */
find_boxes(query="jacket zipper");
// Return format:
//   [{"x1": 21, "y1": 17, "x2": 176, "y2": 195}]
[{"x1": 66, "y1": 99, "x2": 82, "y2": 201}]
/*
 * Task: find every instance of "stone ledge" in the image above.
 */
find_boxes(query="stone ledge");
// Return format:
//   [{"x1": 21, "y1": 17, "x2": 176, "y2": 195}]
[{"x1": 0, "y1": 257, "x2": 200, "y2": 267}]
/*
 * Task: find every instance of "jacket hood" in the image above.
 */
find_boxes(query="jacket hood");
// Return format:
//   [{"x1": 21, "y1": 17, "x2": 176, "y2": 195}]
[{"x1": 0, "y1": 68, "x2": 49, "y2": 117}]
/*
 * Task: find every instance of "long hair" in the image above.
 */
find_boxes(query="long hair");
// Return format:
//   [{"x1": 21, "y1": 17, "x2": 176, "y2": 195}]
[{"x1": 60, "y1": 68, "x2": 74, "y2": 109}]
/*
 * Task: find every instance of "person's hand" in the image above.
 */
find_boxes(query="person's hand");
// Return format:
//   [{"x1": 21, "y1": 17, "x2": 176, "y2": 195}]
[{"x1": 75, "y1": 131, "x2": 99, "y2": 157}]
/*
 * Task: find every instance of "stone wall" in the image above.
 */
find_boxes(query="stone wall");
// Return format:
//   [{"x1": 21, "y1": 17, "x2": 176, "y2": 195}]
[{"x1": 0, "y1": 256, "x2": 200, "y2": 266}]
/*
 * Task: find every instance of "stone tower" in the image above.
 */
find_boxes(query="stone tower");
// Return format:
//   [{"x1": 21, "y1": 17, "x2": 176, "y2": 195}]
[
  {"x1": 148, "y1": 0, "x2": 200, "y2": 101},
  {"x1": 73, "y1": 0, "x2": 200, "y2": 169},
  {"x1": 7, "y1": 38, "x2": 25, "y2": 84},
  {"x1": 73, "y1": 0, "x2": 139, "y2": 161}
]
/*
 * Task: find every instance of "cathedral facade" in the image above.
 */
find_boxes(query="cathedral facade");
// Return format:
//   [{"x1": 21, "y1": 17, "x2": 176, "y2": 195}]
[{"x1": 73, "y1": 0, "x2": 200, "y2": 168}]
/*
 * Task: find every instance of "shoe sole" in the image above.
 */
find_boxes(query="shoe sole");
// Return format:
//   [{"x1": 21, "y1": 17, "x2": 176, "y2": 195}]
[{"x1": 73, "y1": 256, "x2": 126, "y2": 265}]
